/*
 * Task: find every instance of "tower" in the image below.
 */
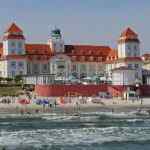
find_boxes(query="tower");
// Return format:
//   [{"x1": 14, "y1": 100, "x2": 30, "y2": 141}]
[
  {"x1": 118, "y1": 27, "x2": 140, "y2": 58},
  {"x1": 1, "y1": 23, "x2": 27, "y2": 78},
  {"x1": 48, "y1": 28, "x2": 64, "y2": 53},
  {"x1": 3, "y1": 23, "x2": 25, "y2": 56}
]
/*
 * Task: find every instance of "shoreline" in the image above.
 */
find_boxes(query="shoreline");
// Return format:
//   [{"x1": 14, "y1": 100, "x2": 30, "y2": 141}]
[{"x1": 0, "y1": 103, "x2": 150, "y2": 115}]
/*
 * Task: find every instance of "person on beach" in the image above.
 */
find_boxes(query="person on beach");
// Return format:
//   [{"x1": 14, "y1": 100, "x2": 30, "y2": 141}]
[
  {"x1": 49, "y1": 103, "x2": 53, "y2": 108},
  {"x1": 54, "y1": 100, "x2": 57, "y2": 107},
  {"x1": 20, "y1": 109, "x2": 24, "y2": 115},
  {"x1": 112, "y1": 108, "x2": 114, "y2": 113},
  {"x1": 140, "y1": 98, "x2": 143, "y2": 105},
  {"x1": 35, "y1": 109, "x2": 39, "y2": 113}
]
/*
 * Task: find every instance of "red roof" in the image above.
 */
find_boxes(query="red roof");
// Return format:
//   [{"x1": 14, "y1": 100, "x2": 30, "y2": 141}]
[
  {"x1": 120, "y1": 27, "x2": 138, "y2": 38},
  {"x1": 1, "y1": 55, "x2": 26, "y2": 60},
  {"x1": 5, "y1": 23, "x2": 23, "y2": 33},
  {"x1": 106, "y1": 49, "x2": 118, "y2": 60},
  {"x1": 123, "y1": 57, "x2": 142, "y2": 62},
  {"x1": 105, "y1": 57, "x2": 143, "y2": 64},
  {"x1": 3, "y1": 34, "x2": 25, "y2": 40},
  {"x1": 118, "y1": 27, "x2": 139, "y2": 43},
  {"x1": 25, "y1": 44, "x2": 52, "y2": 55},
  {"x1": 65, "y1": 45, "x2": 112, "y2": 62}
]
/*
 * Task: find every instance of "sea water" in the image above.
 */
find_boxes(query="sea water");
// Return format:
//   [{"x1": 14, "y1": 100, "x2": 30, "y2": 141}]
[{"x1": 0, "y1": 112, "x2": 150, "y2": 150}]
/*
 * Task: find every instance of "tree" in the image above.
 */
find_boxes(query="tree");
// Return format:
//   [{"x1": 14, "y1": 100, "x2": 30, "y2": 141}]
[
  {"x1": 5, "y1": 77, "x2": 13, "y2": 83},
  {"x1": 14, "y1": 75, "x2": 23, "y2": 84},
  {"x1": 0, "y1": 77, "x2": 5, "y2": 83}
]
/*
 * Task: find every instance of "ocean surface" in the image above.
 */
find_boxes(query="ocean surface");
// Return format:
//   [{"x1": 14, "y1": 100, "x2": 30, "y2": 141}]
[{"x1": 0, "y1": 112, "x2": 150, "y2": 150}]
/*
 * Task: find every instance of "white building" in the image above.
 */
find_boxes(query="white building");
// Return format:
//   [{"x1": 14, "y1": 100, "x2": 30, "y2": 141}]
[
  {"x1": 0, "y1": 23, "x2": 144, "y2": 86},
  {"x1": 112, "y1": 67, "x2": 136, "y2": 85}
]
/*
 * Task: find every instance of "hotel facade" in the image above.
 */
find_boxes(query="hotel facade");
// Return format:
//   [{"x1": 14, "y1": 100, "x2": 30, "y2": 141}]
[{"x1": 0, "y1": 23, "x2": 144, "y2": 86}]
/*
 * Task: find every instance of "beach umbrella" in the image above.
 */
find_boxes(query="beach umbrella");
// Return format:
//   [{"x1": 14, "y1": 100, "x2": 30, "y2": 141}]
[
  {"x1": 18, "y1": 99, "x2": 31, "y2": 105},
  {"x1": 17, "y1": 99, "x2": 31, "y2": 113}
]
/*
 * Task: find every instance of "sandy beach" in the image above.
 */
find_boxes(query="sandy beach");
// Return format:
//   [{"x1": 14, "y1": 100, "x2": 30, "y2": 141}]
[{"x1": 0, "y1": 97, "x2": 150, "y2": 114}]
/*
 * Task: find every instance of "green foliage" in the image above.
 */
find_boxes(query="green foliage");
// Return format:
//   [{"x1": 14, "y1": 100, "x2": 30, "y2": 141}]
[
  {"x1": 14, "y1": 75, "x2": 23, "y2": 83},
  {"x1": 5, "y1": 77, "x2": 13, "y2": 83},
  {"x1": 0, "y1": 86, "x2": 22, "y2": 96}
]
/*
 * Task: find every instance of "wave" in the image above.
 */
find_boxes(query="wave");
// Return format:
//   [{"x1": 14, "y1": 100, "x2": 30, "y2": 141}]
[{"x1": 0, "y1": 126, "x2": 150, "y2": 145}]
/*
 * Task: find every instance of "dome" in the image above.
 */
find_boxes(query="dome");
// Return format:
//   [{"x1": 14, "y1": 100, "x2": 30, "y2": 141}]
[{"x1": 51, "y1": 28, "x2": 62, "y2": 38}]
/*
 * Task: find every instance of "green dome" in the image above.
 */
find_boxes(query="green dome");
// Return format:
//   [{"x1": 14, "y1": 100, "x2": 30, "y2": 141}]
[{"x1": 51, "y1": 28, "x2": 62, "y2": 38}]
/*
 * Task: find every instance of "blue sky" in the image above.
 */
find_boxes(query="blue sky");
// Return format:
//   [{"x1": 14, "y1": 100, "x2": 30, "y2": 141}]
[{"x1": 0, "y1": 0, "x2": 149, "y2": 53}]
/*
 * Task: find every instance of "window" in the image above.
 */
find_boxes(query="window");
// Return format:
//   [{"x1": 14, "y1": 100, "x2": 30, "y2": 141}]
[
  {"x1": 135, "y1": 72, "x2": 138, "y2": 79},
  {"x1": 127, "y1": 45, "x2": 131, "y2": 50},
  {"x1": 33, "y1": 64, "x2": 39, "y2": 74},
  {"x1": 135, "y1": 64, "x2": 139, "y2": 68},
  {"x1": 127, "y1": 51, "x2": 131, "y2": 56},
  {"x1": 81, "y1": 64, "x2": 86, "y2": 71},
  {"x1": 11, "y1": 71, "x2": 15, "y2": 77},
  {"x1": 58, "y1": 65, "x2": 65, "y2": 69},
  {"x1": 18, "y1": 62, "x2": 24, "y2": 68},
  {"x1": 11, "y1": 50, "x2": 15, "y2": 54},
  {"x1": 128, "y1": 64, "x2": 132, "y2": 69},
  {"x1": 18, "y1": 51, "x2": 23, "y2": 55},
  {"x1": 18, "y1": 42, "x2": 23, "y2": 49},
  {"x1": 11, "y1": 61, "x2": 16, "y2": 68},
  {"x1": 72, "y1": 64, "x2": 76, "y2": 71},
  {"x1": 11, "y1": 42, "x2": 16, "y2": 47},
  {"x1": 42, "y1": 64, "x2": 49, "y2": 73}
]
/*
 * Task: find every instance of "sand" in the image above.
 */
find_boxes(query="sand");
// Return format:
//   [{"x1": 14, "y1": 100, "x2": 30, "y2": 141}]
[{"x1": 0, "y1": 97, "x2": 149, "y2": 114}]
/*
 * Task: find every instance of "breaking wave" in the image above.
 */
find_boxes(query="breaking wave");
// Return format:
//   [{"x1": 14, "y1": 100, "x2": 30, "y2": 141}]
[{"x1": 0, "y1": 112, "x2": 150, "y2": 149}]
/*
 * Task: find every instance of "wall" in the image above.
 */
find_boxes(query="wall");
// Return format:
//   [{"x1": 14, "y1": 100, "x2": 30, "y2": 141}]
[
  {"x1": 35, "y1": 84, "x2": 108, "y2": 97},
  {"x1": 0, "y1": 60, "x2": 7, "y2": 77},
  {"x1": 140, "y1": 85, "x2": 150, "y2": 97},
  {"x1": 112, "y1": 69, "x2": 136, "y2": 85},
  {"x1": 35, "y1": 84, "x2": 150, "y2": 97}
]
